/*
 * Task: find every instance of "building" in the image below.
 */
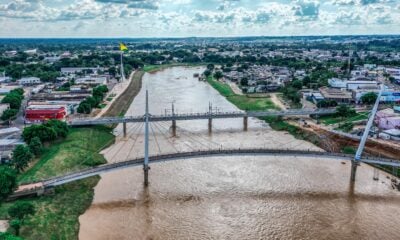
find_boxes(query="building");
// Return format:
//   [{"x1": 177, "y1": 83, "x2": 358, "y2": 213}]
[
  {"x1": 379, "y1": 129, "x2": 400, "y2": 141},
  {"x1": 377, "y1": 116, "x2": 400, "y2": 130},
  {"x1": 61, "y1": 67, "x2": 105, "y2": 75},
  {"x1": 347, "y1": 81, "x2": 378, "y2": 91},
  {"x1": 328, "y1": 78, "x2": 378, "y2": 90},
  {"x1": 328, "y1": 78, "x2": 347, "y2": 88},
  {"x1": 319, "y1": 87, "x2": 352, "y2": 103},
  {"x1": 311, "y1": 92, "x2": 324, "y2": 103},
  {"x1": 25, "y1": 106, "x2": 67, "y2": 123},
  {"x1": 18, "y1": 77, "x2": 41, "y2": 85},
  {"x1": 75, "y1": 76, "x2": 107, "y2": 86}
]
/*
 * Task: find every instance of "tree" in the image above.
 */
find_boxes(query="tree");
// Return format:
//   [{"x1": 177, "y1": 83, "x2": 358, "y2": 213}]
[
  {"x1": 0, "y1": 232, "x2": 24, "y2": 240},
  {"x1": 1, "y1": 109, "x2": 18, "y2": 121},
  {"x1": 22, "y1": 125, "x2": 57, "y2": 143},
  {"x1": 291, "y1": 80, "x2": 303, "y2": 90},
  {"x1": 203, "y1": 70, "x2": 211, "y2": 77},
  {"x1": 9, "y1": 220, "x2": 21, "y2": 237},
  {"x1": 361, "y1": 92, "x2": 377, "y2": 105},
  {"x1": 45, "y1": 120, "x2": 69, "y2": 138},
  {"x1": 0, "y1": 166, "x2": 17, "y2": 201},
  {"x1": 240, "y1": 77, "x2": 248, "y2": 86},
  {"x1": 8, "y1": 202, "x2": 35, "y2": 220},
  {"x1": 214, "y1": 71, "x2": 223, "y2": 80},
  {"x1": 336, "y1": 104, "x2": 356, "y2": 118},
  {"x1": 28, "y1": 137, "x2": 43, "y2": 156},
  {"x1": 11, "y1": 145, "x2": 34, "y2": 172},
  {"x1": 77, "y1": 102, "x2": 92, "y2": 114},
  {"x1": 206, "y1": 64, "x2": 214, "y2": 71}
]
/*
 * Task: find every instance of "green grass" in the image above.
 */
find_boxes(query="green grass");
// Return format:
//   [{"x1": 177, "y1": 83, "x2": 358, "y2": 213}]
[
  {"x1": 0, "y1": 177, "x2": 100, "y2": 240},
  {"x1": 19, "y1": 127, "x2": 114, "y2": 183},
  {"x1": 320, "y1": 112, "x2": 369, "y2": 125},
  {"x1": 207, "y1": 76, "x2": 277, "y2": 111},
  {"x1": 0, "y1": 126, "x2": 115, "y2": 239},
  {"x1": 99, "y1": 103, "x2": 107, "y2": 109}
]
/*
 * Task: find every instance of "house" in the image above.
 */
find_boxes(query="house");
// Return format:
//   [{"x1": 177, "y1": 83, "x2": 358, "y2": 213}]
[
  {"x1": 311, "y1": 92, "x2": 324, "y2": 103},
  {"x1": 379, "y1": 129, "x2": 400, "y2": 141},
  {"x1": 25, "y1": 105, "x2": 67, "y2": 123},
  {"x1": 75, "y1": 76, "x2": 107, "y2": 86},
  {"x1": 18, "y1": 77, "x2": 41, "y2": 85},
  {"x1": 346, "y1": 81, "x2": 378, "y2": 91},
  {"x1": 61, "y1": 67, "x2": 105, "y2": 75},
  {"x1": 377, "y1": 115, "x2": 400, "y2": 130},
  {"x1": 328, "y1": 78, "x2": 347, "y2": 88},
  {"x1": 319, "y1": 87, "x2": 353, "y2": 103}
]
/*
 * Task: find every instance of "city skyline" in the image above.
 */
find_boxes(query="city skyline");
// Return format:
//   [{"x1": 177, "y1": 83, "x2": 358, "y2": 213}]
[{"x1": 0, "y1": 0, "x2": 399, "y2": 37}]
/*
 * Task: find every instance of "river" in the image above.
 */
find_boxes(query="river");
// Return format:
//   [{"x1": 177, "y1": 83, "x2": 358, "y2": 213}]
[{"x1": 79, "y1": 67, "x2": 400, "y2": 240}]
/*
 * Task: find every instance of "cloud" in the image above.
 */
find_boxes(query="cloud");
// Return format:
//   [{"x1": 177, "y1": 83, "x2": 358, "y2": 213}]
[{"x1": 293, "y1": 0, "x2": 320, "y2": 20}]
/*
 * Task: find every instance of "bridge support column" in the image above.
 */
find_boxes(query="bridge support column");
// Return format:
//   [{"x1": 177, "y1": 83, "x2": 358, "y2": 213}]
[
  {"x1": 208, "y1": 118, "x2": 212, "y2": 134},
  {"x1": 243, "y1": 116, "x2": 248, "y2": 131},
  {"x1": 350, "y1": 161, "x2": 358, "y2": 182},
  {"x1": 123, "y1": 122, "x2": 127, "y2": 138},
  {"x1": 172, "y1": 120, "x2": 176, "y2": 137},
  {"x1": 144, "y1": 90, "x2": 150, "y2": 187},
  {"x1": 144, "y1": 165, "x2": 150, "y2": 186}
]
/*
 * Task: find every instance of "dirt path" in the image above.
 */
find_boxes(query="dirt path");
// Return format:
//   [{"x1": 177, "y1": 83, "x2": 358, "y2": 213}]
[
  {"x1": 226, "y1": 81, "x2": 243, "y2": 95},
  {"x1": 270, "y1": 93, "x2": 287, "y2": 110}
]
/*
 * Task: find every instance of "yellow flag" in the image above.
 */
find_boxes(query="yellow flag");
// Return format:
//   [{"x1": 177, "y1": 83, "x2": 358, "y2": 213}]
[{"x1": 120, "y1": 43, "x2": 128, "y2": 51}]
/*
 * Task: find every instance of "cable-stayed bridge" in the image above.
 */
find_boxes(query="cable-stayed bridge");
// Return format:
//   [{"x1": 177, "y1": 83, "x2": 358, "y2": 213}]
[{"x1": 12, "y1": 87, "x2": 399, "y2": 199}]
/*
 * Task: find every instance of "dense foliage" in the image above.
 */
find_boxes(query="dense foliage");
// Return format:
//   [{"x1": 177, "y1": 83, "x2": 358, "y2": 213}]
[
  {"x1": 0, "y1": 166, "x2": 17, "y2": 201},
  {"x1": 22, "y1": 120, "x2": 69, "y2": 143},
  {"x1": 77, "y1": 85, "x2": 109, "y2": 114}
]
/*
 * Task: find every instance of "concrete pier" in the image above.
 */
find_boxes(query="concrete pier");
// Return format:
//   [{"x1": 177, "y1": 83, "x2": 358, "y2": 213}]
[
  {"x1": 123, "y1": 122, "x2": 127, "y2": 138},
  {"x1": 243, "y1": 116, "x2": 248, "y2": 131},
  {"x1": 172, "y1": 120, "x2": 177, "y2": 136},
  {"x1": 208, "y1": 118, "x2": 212, "y2": 134}
]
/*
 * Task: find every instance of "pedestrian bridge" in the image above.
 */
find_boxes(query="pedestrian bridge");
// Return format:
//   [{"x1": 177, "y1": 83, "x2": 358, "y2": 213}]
[{"x1": 13, "y1": 148, "x2": 400, "y2": 198}]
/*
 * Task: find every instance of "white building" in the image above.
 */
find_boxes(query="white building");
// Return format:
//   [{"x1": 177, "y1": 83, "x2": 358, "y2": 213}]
[
  {"x1": 328, "y1": 78, "x2": 347, "y2": 88},
  {"x1": 379, "y1": 129, "x2": 400, "y2": 141},
  {"x1": 75, "y1": 76, "x2": 107, "y2": 86},
  {"x1": 18, "y1": 77, "x2": 41, "y2": 85},
  {"x1": 61, "y1": 67, "x2": 105, "y2": 75}
]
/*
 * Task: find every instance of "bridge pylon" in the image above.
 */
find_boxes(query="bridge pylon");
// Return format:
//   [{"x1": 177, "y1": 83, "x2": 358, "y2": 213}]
[
  {"x1": 351, "y1": 84, "x2": 384, "y2": 182},
  {"x1": 144, "y1": 90, "x2": 150, "y2": 186},
  {"x1": 172, "y1": 102, "x2": 177, "y2": 137},
  {"x1": 208, "y1": 102, "x2": 213, "y2": 134}
]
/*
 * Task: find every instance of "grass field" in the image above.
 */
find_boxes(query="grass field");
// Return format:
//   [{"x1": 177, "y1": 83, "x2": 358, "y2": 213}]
[
  {"x1": 19, "y1": 127, "x2": 115, "y2": 183},
  {"x1": 0, "y1": 127, "x2": 115, "y2": 239},
  {"x1": 207, "y1": 76, "x2": 277, "y2": 111},
  {"x1": 319, "y1": 112, "x2": 369, "y2": 125}
]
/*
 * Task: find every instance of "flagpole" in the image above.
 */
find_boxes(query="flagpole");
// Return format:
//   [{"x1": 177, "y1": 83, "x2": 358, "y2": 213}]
[{"x1": 120, "y1": 50, "x2": 125, "y2": 82}]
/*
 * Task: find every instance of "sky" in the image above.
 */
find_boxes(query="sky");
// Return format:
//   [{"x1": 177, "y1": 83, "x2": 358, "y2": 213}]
[{"x1": 0, "y1": 0, "x2": 399, "y2": 37}]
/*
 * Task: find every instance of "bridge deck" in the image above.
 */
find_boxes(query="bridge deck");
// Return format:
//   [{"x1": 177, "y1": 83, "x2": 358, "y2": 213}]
[
  {"x1": 69, "y1": 109, "x2": 336, "y2": 126},
  {"x1": 15, "y1": 148, "x2": 400, "y2": 191}
]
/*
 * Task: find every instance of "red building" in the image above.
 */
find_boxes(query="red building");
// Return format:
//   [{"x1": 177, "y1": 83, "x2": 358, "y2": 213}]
[{"x1": 25, "y1": 106, "x2": 67, "y2": 123}]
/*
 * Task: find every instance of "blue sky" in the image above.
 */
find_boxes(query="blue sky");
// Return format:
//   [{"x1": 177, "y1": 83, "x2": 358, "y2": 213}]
[{"x1": 0, "y1": 0, "x2": 399, "y2": 37}]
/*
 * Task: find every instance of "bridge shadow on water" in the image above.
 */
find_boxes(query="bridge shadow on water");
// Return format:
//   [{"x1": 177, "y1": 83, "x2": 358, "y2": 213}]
[{"x1": 89, "y1": 183, "x2": 400, "y2": 210}]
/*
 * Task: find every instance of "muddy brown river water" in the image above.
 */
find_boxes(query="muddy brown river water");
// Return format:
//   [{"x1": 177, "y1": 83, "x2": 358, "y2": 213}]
[{"x1": 79, "y1": 67, "x2": 400, "y2": 240}]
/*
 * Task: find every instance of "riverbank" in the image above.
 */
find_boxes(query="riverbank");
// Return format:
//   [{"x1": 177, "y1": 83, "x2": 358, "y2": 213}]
[
  {"x1": 205, "y1": 76, "x2": 347, "y2": 149},
  {"x1": 0, "y1": 127, "x2": 115, "y2": 239},
  {"x1": 103, "y1": 70, "x2": 144, "y2": 117},
  {"x1": 143, "y1": 63, "x2": 206, "y2": 73},
  {"x1": 0, "y1": 70, "x2": 147, "y2": 239}
]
